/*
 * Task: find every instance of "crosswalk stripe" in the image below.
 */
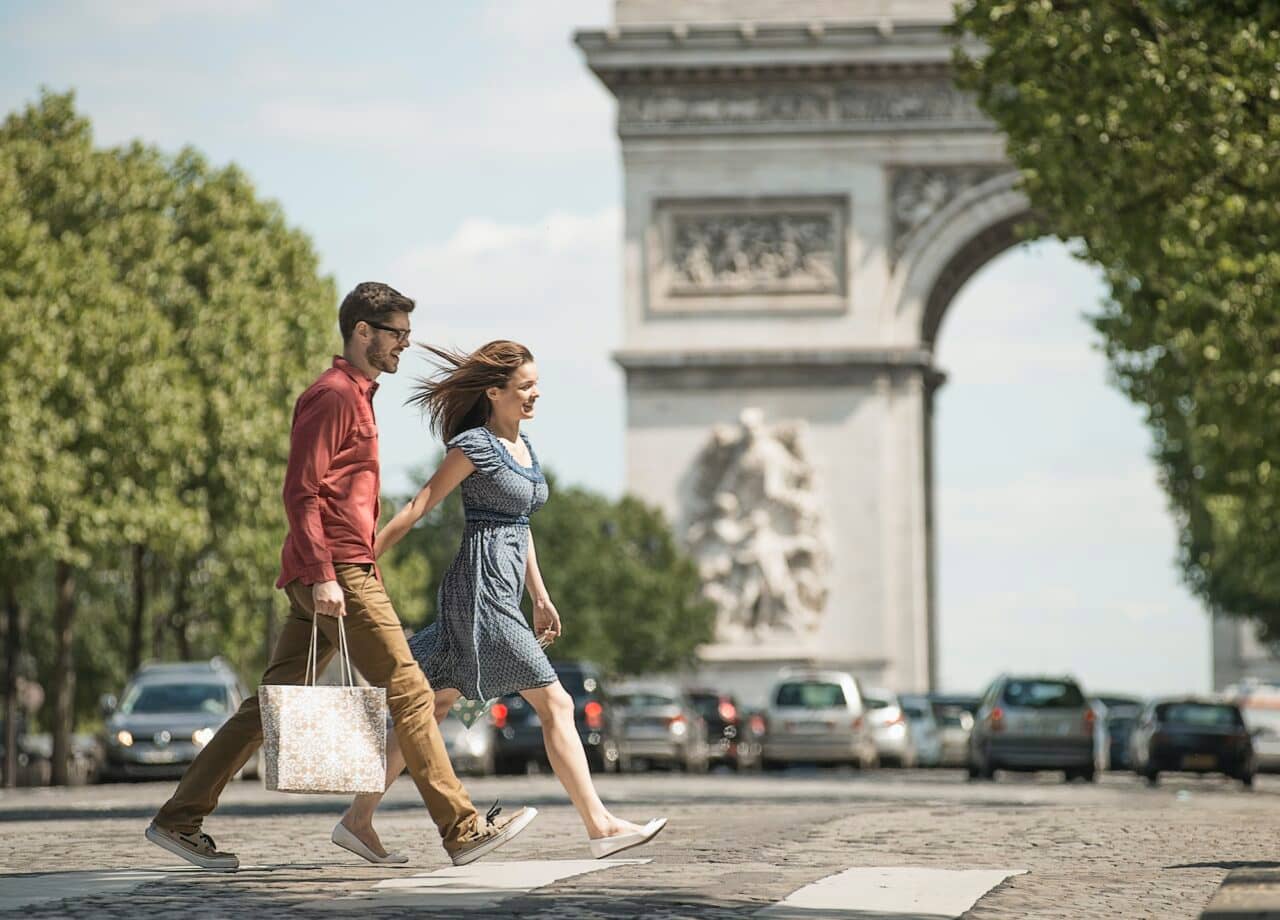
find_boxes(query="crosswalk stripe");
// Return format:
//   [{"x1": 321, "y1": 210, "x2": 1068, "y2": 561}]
[
  {"x1": 321, "y1": 858, "x2": 652, "y2": 910},
  {"x1": 0, "y1": 867, "x2": 196, "y2": 911},
  {"x1": 756, "y1": 867, "x2": 1027, "y2": 918}
]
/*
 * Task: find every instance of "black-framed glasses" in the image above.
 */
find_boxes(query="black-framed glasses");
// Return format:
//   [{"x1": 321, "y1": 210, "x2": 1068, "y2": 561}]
[{"x1": 363, "y1": 320, "x2": 411, "y2": 343}]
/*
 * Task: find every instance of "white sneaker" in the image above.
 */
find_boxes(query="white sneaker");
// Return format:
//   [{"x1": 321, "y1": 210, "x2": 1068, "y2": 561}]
[
  {"x1": 145, "y1": 822, "x2": 239, "y2": 871},
  {"x1": 588, "y1": 818, "x2": 667, "y2": 859},
  {"x1": 332, "y1": 821, "x2": 409, "y2": 865}
]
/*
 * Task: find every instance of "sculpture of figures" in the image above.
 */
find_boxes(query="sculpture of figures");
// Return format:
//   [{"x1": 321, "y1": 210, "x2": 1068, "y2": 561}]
[{"x1": 685, "y1": 409, "x2": 830, "y2": 644}]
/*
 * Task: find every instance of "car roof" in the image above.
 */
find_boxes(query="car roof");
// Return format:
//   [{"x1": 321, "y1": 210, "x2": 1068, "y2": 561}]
[
  {"x1": 774, "y1": 670, "x2": 855, "y2": 685},
  {"x1": 613, "y1": 681, "x2": 682, "y2": 696}
]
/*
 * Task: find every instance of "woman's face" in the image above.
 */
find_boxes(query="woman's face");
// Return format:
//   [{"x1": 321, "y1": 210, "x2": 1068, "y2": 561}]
[{"x1": 488, "y1": 361, "x2": 539, "y2": 424}]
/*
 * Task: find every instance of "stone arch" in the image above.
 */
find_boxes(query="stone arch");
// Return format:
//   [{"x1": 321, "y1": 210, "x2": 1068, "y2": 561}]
[{"x1": 886, "y1": 171, "x2": 1036, "y2": 348}]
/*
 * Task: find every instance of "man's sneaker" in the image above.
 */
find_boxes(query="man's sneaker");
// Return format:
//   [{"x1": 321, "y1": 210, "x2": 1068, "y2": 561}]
[
  {"x1": 145, "y1": 822, "x2": 240, "y2": 871},
  {"x1": 446, "y1": 802, "x2": 538, "y2": 867}
]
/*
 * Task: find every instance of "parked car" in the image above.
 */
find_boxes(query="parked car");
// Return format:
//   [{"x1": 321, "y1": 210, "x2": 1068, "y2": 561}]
[
  {"x1": 687, "y1": 688, "x2": 761, "y2": 771},
  {"x1": 490, "y1": 660, "x2": 619, "y2": 775},
  {"x1": 929, "y1": 693, "x2": 980, "y2": 768},
  {"x1": 1128, "y1": 698, "x2": 1254, "y2": 787},
  {"x1": 1223, "y1": 680, "x2": 1280, "y2": 773},
  {"x1": 439, "y1": 710, "x2": 496, "y2": 776},
  {"x1": 614, "y1": 682, "x2": 710, "y2": 773},
  {"x1": 98, "y1": 659, "x2": 256, "y2": 782},
  {"x1": 863, "y1": 688, "x2": 919, "y2": 768},
  {"x1": 898, "y1": 694, "x2": 943, "y2": 767},
  {"x1": 761, "y1": 670, "x2": 878, "y2": 770},
  {"x1": 967, "y1": 675, "x2": 1096, "y2": 782},
  {"x1": 1093, "y1": 695, "x2": 1143, "y2": 771}
]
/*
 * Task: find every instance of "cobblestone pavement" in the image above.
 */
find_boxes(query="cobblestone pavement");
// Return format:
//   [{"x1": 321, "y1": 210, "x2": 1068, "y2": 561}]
[{"x1": 1, "y1": 768, "x2": 1276, "y2": 918}]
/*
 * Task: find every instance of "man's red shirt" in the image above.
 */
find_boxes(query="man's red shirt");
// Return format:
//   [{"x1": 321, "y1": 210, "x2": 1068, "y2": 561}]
[{"x1": 276, "y1": 356, "x2": 381, "y2": 588}]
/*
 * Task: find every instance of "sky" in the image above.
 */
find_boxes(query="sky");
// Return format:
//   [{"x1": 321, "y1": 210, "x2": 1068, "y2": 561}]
[{"x1": 2, "y1": 0, "x2": 1211, "y2": 697}]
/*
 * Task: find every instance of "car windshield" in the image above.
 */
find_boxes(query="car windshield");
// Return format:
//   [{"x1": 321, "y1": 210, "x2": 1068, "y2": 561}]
[
  {"x1": 1001, "y1": 680, "x2": 1085, "y2": 709},
  {"x1": 775, "y1": 682, "x2": 846, "y2": 709},
  {"x1": 689, "y1": 695, "x2": 722, "y2": 720},
  {"x1": 902, "y1": 704, "x2": 931, "y2": 720},
  {"x1": 1158, "y1": 703, "x2": 1244, "y2": 728},
  {"x1": 934, "y1": 705, "x2": 969, "y2": 727},
  {"x1": 120, "y1": 682, "x2": 227, "y2": 715},
  {"x1": 614, "y1": 692, "x2": 677, "y2": 708},
  {"x1": 863, "y1": 696, "x2": 890, "y2": 709},
  {"x1": 553, "y1": 668, "x2": 598, "y2": 699}
]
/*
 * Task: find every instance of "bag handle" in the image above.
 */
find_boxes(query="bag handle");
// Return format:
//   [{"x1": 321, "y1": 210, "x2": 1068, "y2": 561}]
[{"x1": 304, "y1": 614, "x2": 357, "y2": 687}]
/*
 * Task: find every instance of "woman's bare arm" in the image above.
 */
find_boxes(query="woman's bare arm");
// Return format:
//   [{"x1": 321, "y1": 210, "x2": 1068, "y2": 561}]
[{"x1": 374, "y1": 448, "x2": 474, "y2": 559}]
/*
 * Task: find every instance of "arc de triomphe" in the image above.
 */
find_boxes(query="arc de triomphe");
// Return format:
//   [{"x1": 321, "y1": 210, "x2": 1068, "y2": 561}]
[{"x1": 576, "y1": 0, "x2": 1027, "y2": 701}]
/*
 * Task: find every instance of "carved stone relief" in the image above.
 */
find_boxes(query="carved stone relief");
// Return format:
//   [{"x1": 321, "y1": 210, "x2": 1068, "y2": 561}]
[
  {"x1": 889, "y1": 165, "x2": 1009, "y2": 262},
  {"x1": 651, "y1": 197, "x2": 847, "y2": 313},
  {"x1": 685, "y1": 409, "x2": 830, "y2": 645},
  {"x1": 617, "y1": 77, "x2": 985, "y2": 135}
]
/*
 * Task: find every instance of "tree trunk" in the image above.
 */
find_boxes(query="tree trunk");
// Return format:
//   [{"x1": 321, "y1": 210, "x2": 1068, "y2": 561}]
[
  {"x1": 172, "y1": 576, "x2": 191, "y2": 661},
  {"x1": 129, "y1": 545, "x2": 146, "y2": 673},
  {"x1": 3, "y1": 581, "x2": 20, "y2": 789},
  {"x1": 51, "y1": 562, "x2": 76, "y2": 786}
]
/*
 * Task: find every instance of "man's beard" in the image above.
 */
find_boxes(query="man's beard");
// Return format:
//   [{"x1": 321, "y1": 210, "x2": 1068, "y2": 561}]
[{"x1": 367, "y1": 346, "x2": 399, "y2": 374}]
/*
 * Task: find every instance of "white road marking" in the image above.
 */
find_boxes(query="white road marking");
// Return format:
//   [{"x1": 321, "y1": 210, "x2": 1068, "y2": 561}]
[
  {"x1": 0, "y1": 867, "x2": 199, "y2": 910},
  {"x1": 757, "y1": 867, "x2": 1027, "y2": 918},
  {"x1": 321, "y1": 858, "x2": 651, "y2": 909}
]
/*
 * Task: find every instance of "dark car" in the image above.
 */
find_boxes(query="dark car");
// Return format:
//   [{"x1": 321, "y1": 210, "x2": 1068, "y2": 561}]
[
  {"x1": 490, "y1": 660, "x2": 618, "y2": 775},
  {"x1": 98, "y1": 659, "x2": 255, "y2": 782},
  {"x1": 1128, "y1": 698, "x2": 1254, "y2": 787},
  {"x1": 687, "y1": 689, "x2": 761, "y2": 771},
  {"x1": 1094, "y1": 694, "x2": 1143, "y2": 771},
  {"x1": 968, "y1": 675, "x2": 1096, "y2": 782}
]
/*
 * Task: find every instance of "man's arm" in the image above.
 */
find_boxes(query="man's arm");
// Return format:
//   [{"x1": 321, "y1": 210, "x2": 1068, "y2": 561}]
[{"x1": 281, "y1": 386, "x2": 348, "y2": 612}]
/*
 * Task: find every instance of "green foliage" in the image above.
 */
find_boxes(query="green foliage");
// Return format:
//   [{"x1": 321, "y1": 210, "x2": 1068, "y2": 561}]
[
  {"x1": 379, "y1": 465, "x2": 715, "y2": 677},
  {"x1": 0, "y1": 91, "x2": 335, "y2": 751},
  {"x1": 954, "y1": 2, "x2": 1280, "y2": 632}
]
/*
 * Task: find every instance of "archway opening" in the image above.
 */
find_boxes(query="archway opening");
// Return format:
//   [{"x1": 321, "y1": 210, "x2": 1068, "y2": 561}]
[{"x1": 931, "y1": 238, "x2": 1211, "y2": 699}]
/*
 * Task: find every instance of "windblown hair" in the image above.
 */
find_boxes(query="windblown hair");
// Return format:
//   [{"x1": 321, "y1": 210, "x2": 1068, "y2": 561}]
[
  {"x1": 338, "y1": 282, "x2": 416, "y2": 342},
  {"x1": 407, "y1": 340, "x2": 535, "y2": 442}
]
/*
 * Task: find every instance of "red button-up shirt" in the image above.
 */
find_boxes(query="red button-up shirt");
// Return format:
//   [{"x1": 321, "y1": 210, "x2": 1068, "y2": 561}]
[{"x1": 276, "y1": 357, "x2": 381, "y2": 588}]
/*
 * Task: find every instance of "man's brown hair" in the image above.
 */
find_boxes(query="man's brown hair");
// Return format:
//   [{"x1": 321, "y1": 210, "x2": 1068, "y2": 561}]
[{"x1": 338, "y1": 282, "x2": 416, "y2": 342}]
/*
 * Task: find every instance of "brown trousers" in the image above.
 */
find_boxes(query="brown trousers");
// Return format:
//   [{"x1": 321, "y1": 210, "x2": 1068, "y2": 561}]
[{"x1": 154, "y1": 563, "x2": 478, "y2": 846}]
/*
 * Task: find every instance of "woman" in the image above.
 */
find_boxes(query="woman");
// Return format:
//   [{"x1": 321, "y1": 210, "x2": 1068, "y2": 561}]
[{"x1": 330, "y1": 340, "x2": 665, "y2": 865}]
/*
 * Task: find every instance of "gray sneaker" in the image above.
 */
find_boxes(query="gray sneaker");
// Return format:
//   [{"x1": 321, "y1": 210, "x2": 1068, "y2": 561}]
[
  {"x1": 146, "y1": 822, "x2": 240, "y2": 871},
  {"x1": 446, "y1": 802, "x2": 538, "y2": 867}
]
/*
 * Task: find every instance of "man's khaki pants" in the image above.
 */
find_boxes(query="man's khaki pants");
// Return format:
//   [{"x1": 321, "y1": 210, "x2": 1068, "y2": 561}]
[{"x1": 155, "y1": 563, "x2": 478, "y2": 847}]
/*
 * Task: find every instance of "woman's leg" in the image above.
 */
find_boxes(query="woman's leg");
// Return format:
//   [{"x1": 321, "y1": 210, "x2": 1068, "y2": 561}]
[
  {"x1": 521, "y1": 682, "x2": 643, "y2": 839},
  {"x1": 340, "y1": 688, "x2": 461, "y2": 854}
]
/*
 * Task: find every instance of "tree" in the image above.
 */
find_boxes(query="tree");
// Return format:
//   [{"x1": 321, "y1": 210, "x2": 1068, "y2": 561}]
[
  {"x1": 379, "y1": 466, "x2": 715, "y2": 676},
  {"x1": 953, "y1": 2, "x2": 1280, "y2": 633},
  {"x1": 0, "y1": 91, "x2": 334, "y2": 781}
]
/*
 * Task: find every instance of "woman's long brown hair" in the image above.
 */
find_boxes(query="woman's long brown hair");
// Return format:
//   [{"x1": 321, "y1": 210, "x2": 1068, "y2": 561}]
[{"x1": 406, "y1": 340, "x2": 535, "y2": 443}]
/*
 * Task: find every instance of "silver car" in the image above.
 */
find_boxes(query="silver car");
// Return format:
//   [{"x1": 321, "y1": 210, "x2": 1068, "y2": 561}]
[
  {"x1": 613, "y1": 682, "x2": 709, "y2": 772},
  {"x1": 863, "y1": 688, "x2": 919, "y2": 768},
  {"x1": 439, "y1": 711, "x2": 496, "y2": 776},
  {"x1": 930, "y1": 694, "x2": 979, "y2": 768},
  {"x1": 899, "y1": 694, "x2": 943, "y2": 767},
  {"x1": 761, "y1": 670, "x2": 878, "y2": 770},
  {"x1": 968, "y1": 675, "x2": 1096, "y2": 782}
]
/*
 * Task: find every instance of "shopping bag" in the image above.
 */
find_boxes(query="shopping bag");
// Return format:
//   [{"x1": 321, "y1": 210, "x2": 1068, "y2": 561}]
[{"x1": 259, "y1": 614, "x2": 386, "y2": 794}]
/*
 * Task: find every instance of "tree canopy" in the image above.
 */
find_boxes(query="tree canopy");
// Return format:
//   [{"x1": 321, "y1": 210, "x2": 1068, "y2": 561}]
[{"x1": 954, "y1": 2, "x2": 1280, "y2": 634}]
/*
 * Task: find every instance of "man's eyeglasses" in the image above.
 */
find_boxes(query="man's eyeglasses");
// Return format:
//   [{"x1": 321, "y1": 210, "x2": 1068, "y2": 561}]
[{"x1": 364, "y1": 321, "x2": 411, "y2": 344}]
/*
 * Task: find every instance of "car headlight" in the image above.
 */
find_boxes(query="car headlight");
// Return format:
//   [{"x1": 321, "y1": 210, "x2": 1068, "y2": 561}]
[
  {"x1": 192, "y1": 727, "x2": 215, "y2": 747},
  {"x1": 115, "y1": 730, "x2": 134, "y2": 747}
]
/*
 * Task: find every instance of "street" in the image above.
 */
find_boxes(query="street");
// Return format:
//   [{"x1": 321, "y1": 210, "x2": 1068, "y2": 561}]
[{"x1": 0, "y1": 769, "x2": 1275, "y2": 918}]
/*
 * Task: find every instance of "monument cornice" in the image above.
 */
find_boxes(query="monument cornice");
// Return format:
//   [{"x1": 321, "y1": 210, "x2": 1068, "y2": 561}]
[{"x1": 616, "y1": 347, "x2": 937, "y2": 389}]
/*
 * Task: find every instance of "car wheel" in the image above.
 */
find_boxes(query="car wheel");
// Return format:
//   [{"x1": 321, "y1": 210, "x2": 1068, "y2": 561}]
[
  {"x1": 585, "y1": 748, "x2": 606, "y2": 774},
  {"x1": 1145, "y1": 770, "x2": 1159, "y2": 787},
  {"x1": 1082, "y1": 767, "x2": 1097, "y2": 783},
  {"x1": 762, "y1": 758, "x2": 785, "y2": 773},
  {"x1": 494, "y1": 755, "x2": 525, "y2": 776},
  {"x1": 1241, "y1": 772, "x2": 1255, "y2": 789}
]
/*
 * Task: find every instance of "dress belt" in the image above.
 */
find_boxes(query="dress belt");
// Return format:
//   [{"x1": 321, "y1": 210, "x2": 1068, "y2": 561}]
[{"x1": 465, "y1": 513, "x2": 530, "y2": 527}]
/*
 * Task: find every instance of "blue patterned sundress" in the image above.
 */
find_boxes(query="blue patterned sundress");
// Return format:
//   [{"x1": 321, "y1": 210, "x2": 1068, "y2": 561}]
[{"x1": 407, "y1": 426, "x2": 556, "y2": 700}]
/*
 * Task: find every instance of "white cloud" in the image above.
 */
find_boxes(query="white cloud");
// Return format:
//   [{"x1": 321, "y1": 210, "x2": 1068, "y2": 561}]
[{"x1": 374, "y1": 207, "x2": 624, "y2": 496}]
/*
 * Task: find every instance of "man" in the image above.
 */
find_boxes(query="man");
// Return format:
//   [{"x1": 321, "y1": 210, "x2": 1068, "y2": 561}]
[{"x1": 146, "y1": 282, "x2": 536, "y2": 871}]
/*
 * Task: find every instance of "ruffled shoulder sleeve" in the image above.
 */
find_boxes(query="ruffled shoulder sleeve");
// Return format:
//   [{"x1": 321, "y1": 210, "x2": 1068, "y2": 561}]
[{"x1": 447, "y1": 427, "x2": 503, "y2": 476}]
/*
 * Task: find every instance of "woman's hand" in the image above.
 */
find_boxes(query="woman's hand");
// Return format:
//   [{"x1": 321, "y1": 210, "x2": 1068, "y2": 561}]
[{"x1": 533, "y1": 596, "x2": 562, "y2": 645}]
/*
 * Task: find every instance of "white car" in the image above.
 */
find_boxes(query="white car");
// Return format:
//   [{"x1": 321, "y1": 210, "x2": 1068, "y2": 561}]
[
  {"x1": 863, "y1": 689, "x2": 920, "y2": 768},
  {"x1": 761, "y1": 670, "x2": 878, "y2": 770}
]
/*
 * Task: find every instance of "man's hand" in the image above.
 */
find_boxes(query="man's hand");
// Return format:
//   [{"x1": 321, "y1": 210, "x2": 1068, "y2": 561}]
[{"x1": 313, "y1": 580, "x2": 347, "y2": 617}]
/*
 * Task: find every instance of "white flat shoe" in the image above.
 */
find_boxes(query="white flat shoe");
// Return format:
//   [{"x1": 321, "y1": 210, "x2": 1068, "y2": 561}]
[
  {"x1": 588, "y1": 817, "x2": 667, "y2": 859},
  {"x1": 332, "y1": 821, "x2": 409, "y2": 865}
]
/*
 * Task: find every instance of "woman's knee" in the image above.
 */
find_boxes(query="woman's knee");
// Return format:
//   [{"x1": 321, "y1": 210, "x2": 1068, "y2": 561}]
[{"x1": 533, "y1": 685, "x2": 575, "y2": 725}]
